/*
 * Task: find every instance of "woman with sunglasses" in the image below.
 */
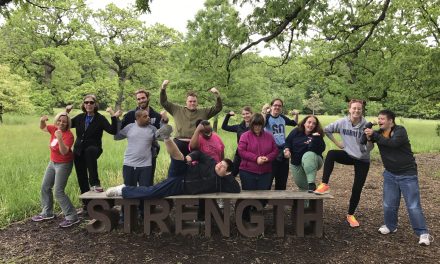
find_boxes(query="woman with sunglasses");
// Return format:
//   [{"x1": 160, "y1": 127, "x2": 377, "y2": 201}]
[
  {"x1": 70, "y1": 95, "x2": 121, "y2": 212},
  {"x1": 32, "y1": 112, "x2": 79, "y2": 228},
  {"x1": 314, "y1": 99, "x2": 374, "y2": 228}
]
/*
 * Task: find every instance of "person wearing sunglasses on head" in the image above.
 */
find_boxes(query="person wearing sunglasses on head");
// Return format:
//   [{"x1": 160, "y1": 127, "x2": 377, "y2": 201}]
[{"x1": 69, "y1": 94, "x2": 121, "y2": 214}]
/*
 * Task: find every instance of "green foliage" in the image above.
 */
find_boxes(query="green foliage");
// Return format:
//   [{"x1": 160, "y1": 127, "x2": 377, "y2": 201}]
[{"x1": 0, "y1": 65, "x2": 34, "y2": 114}]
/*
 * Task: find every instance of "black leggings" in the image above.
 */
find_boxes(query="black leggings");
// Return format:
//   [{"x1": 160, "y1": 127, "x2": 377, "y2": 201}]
[{"x1": 322, "y1": 150, "x2": 370, "y2": 215}]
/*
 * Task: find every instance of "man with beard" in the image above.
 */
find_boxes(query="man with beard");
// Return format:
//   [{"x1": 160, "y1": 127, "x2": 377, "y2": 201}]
[{"x1": 120, "y1": 89, "x2": 168, "y2": 186}]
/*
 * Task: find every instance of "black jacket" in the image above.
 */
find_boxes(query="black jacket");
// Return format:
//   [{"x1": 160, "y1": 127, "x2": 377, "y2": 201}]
[
  {"x1": 371, "y1": 125, "x2": 417, "y2": 175},
  {"x1": 183, "y1": 151, "x2": 241, "y2": 195},
  {"x1": 221, "y1": 114, "x2": 249, "y2": 143},
  {"x1": 121, "y1": 106, "x2": 162, "y2": 130},
  {"x1": 71, "y1": 112, "x2": 117, "y2": 155}
]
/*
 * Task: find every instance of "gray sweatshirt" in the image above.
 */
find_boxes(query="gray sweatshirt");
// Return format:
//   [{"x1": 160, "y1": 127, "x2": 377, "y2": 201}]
[
  {"x1": 324, "y1": 116, "x2": 373, "y2": 161},
  {"x1": 116, "y1": 122, "x2": 157, "y2": 167}
]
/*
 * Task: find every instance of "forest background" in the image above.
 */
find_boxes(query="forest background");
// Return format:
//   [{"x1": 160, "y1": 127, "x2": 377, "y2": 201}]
[{"x1": 0, "y1": 0, "x2": 439, "y2": 119}]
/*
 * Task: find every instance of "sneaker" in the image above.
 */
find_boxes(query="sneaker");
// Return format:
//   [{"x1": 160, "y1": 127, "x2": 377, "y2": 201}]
[
  {"x1": 91, "y1": 185, "x2": 104, "y2": 192},
  {"x1": 378, "y1": 225, "x2": 397, "y2": 234},
  {"x1": 59, "y1": 218, "x2": 80, "y2": 228},
  {"x1": 347, "y1": 214, "x2": 360, "y2": 227},
  {"x1": 155, "y1": 124, "x2": 173, "y2": 141},
  {"x1": 217, "y1": 198, "x2": 224, "y2": 209},
  {"x1": 31, "y1": 214, "x2": 55, "y2": 222},
  {"x1": 76, "y1": 207, "x2": 88, "y2": 217},
  {"x1": 105, "y1": 184, "x2": 125, "y2": 197},
  {"x1": 419, "y1": 234, "x2": 434, "y2": 246},
  {"x1": 308, "y1": 183, "x2": 316, "y2": 193},
  {"x1": 314, "y1": 183, "x2": 330, "y2": 195}
]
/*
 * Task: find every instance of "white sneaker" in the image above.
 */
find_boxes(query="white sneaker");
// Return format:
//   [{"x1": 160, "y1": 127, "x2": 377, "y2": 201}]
[
  {"x1": 378, "y1": 225, "x2": 397, "y2": 235},
  {"x1": 105, "y1": 184, "x2": 125, "y2": 197},
  {"x1": 217, "y1": 198, "x2": 224, "y2": 209},
  {"x1": 419, "y1": 234, "x2": 434, "y2": 246}
]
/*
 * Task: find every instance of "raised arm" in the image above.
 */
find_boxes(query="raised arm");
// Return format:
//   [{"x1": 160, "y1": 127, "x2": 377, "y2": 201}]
[
  {"x1": 205, "y1": 87, "x2": 223, "y2": 119},
  {"x1": 189, "y1": 124, "x2": 204, "y2": 150},
  {"x1": 221, "y1": 111, "x2": 239, "y2": 132},
  {"x1": 159, "y1": 80, "x2": 180, "y2": 115},
  {"x1": 40, "y1": 115, "x2": 49, "y2": 132}
]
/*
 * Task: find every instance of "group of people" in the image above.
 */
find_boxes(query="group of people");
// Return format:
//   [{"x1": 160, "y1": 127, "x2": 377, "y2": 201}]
[{"x1": 31, "y1": 80, "x2": 432, "y2": 246}]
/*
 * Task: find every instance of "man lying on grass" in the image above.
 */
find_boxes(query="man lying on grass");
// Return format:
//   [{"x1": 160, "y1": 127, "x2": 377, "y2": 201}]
[{"x1": 106, "y1": 124, "x2": 240, "y2": 199}]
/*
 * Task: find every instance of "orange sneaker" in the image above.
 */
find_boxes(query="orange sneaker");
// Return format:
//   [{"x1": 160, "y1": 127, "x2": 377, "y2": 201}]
[
  {"x1": 314, "y1": 183, "x2": 330, "y2": 195},
  {"x1": 347, "y1": 215, "x2": 360, "y2": 227}
]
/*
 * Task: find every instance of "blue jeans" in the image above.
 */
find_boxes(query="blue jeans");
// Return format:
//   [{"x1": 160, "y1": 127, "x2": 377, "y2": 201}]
[
  {"x1": 239, "y1": 170, "x2": 272, "y2": 191},
  {"x1": 383, "y1": 170, "x2": 428, "y2": 236},
  {"x1": 122, "y1": 177, "x2": 184, "y2": 199}
]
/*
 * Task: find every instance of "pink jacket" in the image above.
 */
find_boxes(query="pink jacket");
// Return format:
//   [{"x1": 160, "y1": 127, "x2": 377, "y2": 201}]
[{"x1": 238, "y1": 130, "x2": 278, "y2": 174}]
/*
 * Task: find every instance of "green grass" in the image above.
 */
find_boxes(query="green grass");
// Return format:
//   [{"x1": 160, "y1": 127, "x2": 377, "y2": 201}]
[{"x1": 0, "y1": 112, "x2": 439, "y2": 228}]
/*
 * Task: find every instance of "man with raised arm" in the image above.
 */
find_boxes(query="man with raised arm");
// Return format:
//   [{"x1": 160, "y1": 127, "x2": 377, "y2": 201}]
[{"x1": 159, "y1": 80, "x2": 222, "y2": 177}]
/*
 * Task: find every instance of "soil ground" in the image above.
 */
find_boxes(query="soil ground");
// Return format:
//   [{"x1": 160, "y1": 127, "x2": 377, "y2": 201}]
[{"x1": 1, "y1": 153, "x2": 439, "y2": 264}]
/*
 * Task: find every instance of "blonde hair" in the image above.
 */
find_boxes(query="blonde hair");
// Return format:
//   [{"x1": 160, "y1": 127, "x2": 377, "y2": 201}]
[{"x1": 54, "y1": 112, "x2": 71, "y2": 129}]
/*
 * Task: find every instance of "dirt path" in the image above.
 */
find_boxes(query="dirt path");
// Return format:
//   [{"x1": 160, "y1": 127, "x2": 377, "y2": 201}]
[{"x1": 1, "y1": 154, "x2": 439, "y2": 264}]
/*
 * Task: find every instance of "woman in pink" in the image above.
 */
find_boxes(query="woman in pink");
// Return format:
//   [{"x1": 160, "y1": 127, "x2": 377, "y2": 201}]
[
  {"x1": 32, "y1": 112, "x2": 79, "y2": 228},
  {"x1": 238, "y1": 113, "x2": 278, "y2": 185},
  {"x1": 238, "y1": 113, "x2": 278, "y2": 220}
]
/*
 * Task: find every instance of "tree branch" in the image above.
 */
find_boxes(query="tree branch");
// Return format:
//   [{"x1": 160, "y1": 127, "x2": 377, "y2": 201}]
[
  {"x1": 226, "y1": 0, "x2": 312, "y2": 72},
  {"x1": 329, "y1": 0, "x2": 391, "y2": 68}
]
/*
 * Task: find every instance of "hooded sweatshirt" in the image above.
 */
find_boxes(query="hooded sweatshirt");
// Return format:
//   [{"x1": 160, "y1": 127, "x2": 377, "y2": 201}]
[{"x1": 324, "y1": 116, "x2": 373, "y2": 161}]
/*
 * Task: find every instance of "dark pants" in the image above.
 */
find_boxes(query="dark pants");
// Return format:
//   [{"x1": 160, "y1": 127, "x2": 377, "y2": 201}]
[
  {"x1": 122, "y1": 177, "x2": 184, "y2": 199},
  {"x1": 322, "y1": 150, "x2": 370, "y2": 215},
  {"x1": 231, "y1": 150, "x2": 241, "y2": 177},
  {"x1": 74, "y1": 146, "x2": 102, "y2": 191},
  {"x1": 167, "y1": 138, "x2": 189, "y2": 178},
  {"x1": 271, "y1": 155, "x2": 290, "y2": 190},
  {"x1": 240, "y1": 170, "x2": 272, "y2": 221},
  {"x1": 122, "y1": 165, "x2": 153, "y2": 187},
  {"x1": 74, "y1": 146, "x2": 102, "y2": 208}
]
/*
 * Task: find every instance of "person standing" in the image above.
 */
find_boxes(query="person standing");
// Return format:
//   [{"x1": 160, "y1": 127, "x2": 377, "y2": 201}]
[
  {"x1": 116, "y1": 109, "x2": 157, "y2": 188},
  {"x1": 160, "y1": 80, "x2": 222, "y2": 177},
  {"x1": 32, "y1": 112, "x2": 79, "y2": 228},
  {"x1": 314, "y1": 99, "x2": 374, "y2": 228},
  {"x1": 284, "y1": 115, "x2": 326, "y2": 193},
  {"x1": 70, "y1": 95, "x2": 121, "y2": 212},
  {"x1": 238, "y1": 113, "x2": 278, "y2": 221},
  {"x1": 221, "y1": 107, "x2": 253, "y2": 177},
  {"x1": 262, "y1": 99, "x2": 298, "y2": 190},
  {"x1": 364, "y1": 110, "x2": 433, "y2": 246},
  {"x1": 119, "y1": 89, "x2": 168, "y2": 186}
]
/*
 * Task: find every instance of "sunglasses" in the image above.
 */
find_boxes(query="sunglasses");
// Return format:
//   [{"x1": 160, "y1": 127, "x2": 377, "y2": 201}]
[{"x1": 84, "y1": 101, "x2": 95, "y2": 105}]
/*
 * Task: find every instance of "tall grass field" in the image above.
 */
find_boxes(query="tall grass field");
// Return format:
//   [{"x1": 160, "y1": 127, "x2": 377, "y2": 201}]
[{"x1": 0, "y1": 111, "x2": 439, "y2": 228}]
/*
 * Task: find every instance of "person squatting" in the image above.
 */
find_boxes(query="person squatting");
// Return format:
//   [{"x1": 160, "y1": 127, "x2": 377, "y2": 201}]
[{"x1": 32, "y1": 80, "x2": 433, "y2": 246}]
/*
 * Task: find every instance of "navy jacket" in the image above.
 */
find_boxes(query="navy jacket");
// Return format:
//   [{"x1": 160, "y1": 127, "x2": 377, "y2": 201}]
[{"x1": 284, "y1": 128, "x2": 326, "y2": 166}]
